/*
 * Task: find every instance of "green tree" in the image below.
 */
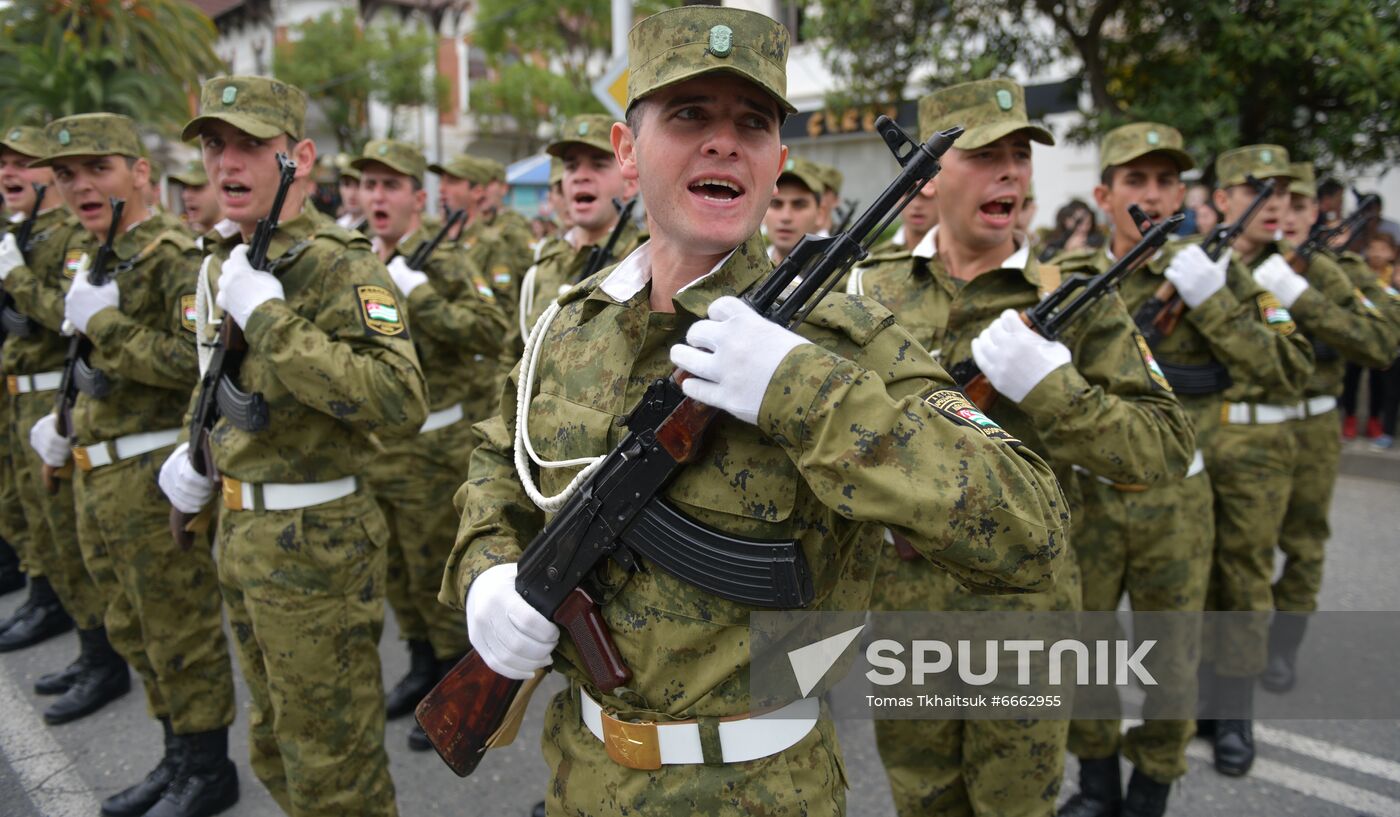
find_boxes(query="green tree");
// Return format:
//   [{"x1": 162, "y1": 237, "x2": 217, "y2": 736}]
[
  {"x1": 808, "y1": 0, "x2": 1400, "y2": 173},
  {"x1": 368, "y1": 20, "x2": 451, "y2": 139},
  {"x1": 0, "y1": 0, "x2": 223, "y2": 132},
  {"x1": 273, "y1": 9, "x2": 375, "y2": 152},
  {"x1": 470, "y1": 0, "x2": 670, "y2": 144}
]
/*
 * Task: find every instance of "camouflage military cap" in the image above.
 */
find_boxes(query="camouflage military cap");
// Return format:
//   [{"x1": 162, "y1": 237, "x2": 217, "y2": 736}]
[
  {"x1": 0, "y1": 126, "x2": 48, "y2": 160},
  {"x1": 146, "y1": 158, "x2": 163, "y2": 181},
  {"x1": 549, "y1": 156, "x2": 564, "y2": 186},
  {"x1": 481, "y1": 158, "x2": 507, "y2": 183},
  {"x1": 546, "y1": 114, "x2": 618, "y2": 159},
  {"x1": 181, "y1": 75, "x2": 307, "y2": 142},
  {"x1": 627, "y1": 6, "x2": 796, "y2": 115},
  {"x1": 30, "y1": 113, "x2": 143, "y2": 167},
  {"x1": 1099, "y1": 122, "x2": 1194, "y2": 174},
  {"x1": 169, "y1": 159, "x2": 209, "y2": 187},
  {"x1": 1215, "y1": 144, "x2": 1295, "y2": 189},
  {"x1": 351, "y1": 139, "x2": 426, "y2": 182},
  {"x1": 919, "y1": 79, "x2": 1054, "y2": 149},
  {"x1": 777, "y1": 157, "x2": 824, "y2": 198},
  {"x1": 428, "y1": 154, "x2": 490, "y2": 184},
  {"x1": 816, "y1": 163, "x2": 842, "y2": 195},
  {"x1": 1288, "y1": 161, "x2": 1316, "y2": 198}
]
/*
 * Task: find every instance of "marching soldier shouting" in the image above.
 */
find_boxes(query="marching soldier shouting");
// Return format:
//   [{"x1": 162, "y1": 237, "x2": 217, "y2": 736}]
[{"x1": 441, "y1": 8, "x2": 1068, "y2": 815}]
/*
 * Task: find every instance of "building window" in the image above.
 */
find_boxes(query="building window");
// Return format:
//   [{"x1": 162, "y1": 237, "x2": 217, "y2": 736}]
[{"x1": 779, "y1": 2, "x2": 805, "y2": 42}]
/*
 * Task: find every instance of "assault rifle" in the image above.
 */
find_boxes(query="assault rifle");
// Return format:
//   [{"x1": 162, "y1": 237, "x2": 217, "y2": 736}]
[
  {"x1": 949, "y1": 206, "x2": 1184, "y2": 412},
  {"x1": 170, "y1": 154, "x2": 296, "y2": 547},
  {"x1": 1037, "y1": 211, "x2": 1088, "y2": 263},
  {"x1": 408, "y1": 209, "x2": 466, "y2": 270},
  {"x1": 415, "y1": 118, "x2": 964, "y2": 777},
  {"x1": 1134, "y1": 176, "x2": 1275, "y2": 345},
  {"x1": 0, "y1": 183, "x2": 48, "y2": 343},
  {"x1": 1300, "y1": 189, "x2": 1379, "y2": 262},
  {"x1": 574, "y1": 197, "x2": 637, "y2": 284},
  {"x1": 44, "y1": 197, "x2": 125, "y2": 493}
]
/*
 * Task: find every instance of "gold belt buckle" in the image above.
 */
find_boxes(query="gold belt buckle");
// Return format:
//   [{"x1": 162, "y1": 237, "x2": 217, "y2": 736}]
[
  {"x1": 222, "y1": 477, "x2": 245, "y2": 511},
  {"x1": 71, "y1": 445, "x2": 93, "y2": 471},
  {"x1": 600, "y1": 711, "x2": 662, "y2": 770},
  {"x1": 6, "y1": 375, "x2": 18, "y2": 395}
]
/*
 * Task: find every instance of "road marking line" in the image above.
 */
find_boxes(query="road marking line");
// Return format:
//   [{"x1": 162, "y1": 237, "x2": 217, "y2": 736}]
[
  {"x1": 1185, "y1": 742, "x2": 1400, "y2": 817},
  {"x1": 1254, "y1": 723, "x2": 1400, "y2": 784},
  {"x1": 0, "y1": 664, "x2": 102, "y2": 817}
]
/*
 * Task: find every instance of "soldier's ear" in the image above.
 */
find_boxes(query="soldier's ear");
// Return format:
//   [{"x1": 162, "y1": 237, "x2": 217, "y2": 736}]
[
  {"x1": 131, "y1": 157, "x2": 152, "y2": 192},
  {"x1": 1091, "y1": 183, "x2": 1112, "y2": 213},
  {"x1": 291, "y1": 138, "x2": 317, "y2": 180},
  {"x1": 613, "y1": 122, "x2": 638, "y2": 183}
]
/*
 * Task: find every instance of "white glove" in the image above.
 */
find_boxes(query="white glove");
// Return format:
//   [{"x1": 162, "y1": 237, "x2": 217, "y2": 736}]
[
  {"x1": 387, "y1": 256, "x2": 429, "y2": 297},
  {"x1": 28, "y1": 414, "x2": 70, "y2": 468},
  {"x1": 1252, "y1": 253, "x2": 1309, "y2": 308},
  {"x1": 157, "y1": 442, "x2": 217, "y2": 515},
  {"x1": 466, "y1": 563, "x2": 559, "y2": 680},
  {"x1": 64, "y1": 263, "x2": 120, "y2": 334},
  {"x1": 669, "y1": 296, "x2": 811, "y2": 425},
  {"x1": 971, "y1": 309, "x2": 1072, "y2": 404},
  {"x1": 216, "y1": 244, "x2": 284, "y2": 328},
  {"x1": 1163, "y1": 244, "x2": 1229, "y2": 308},
  {"x1": 0, "y1": 233, "x2": 23, "y2": 281}
]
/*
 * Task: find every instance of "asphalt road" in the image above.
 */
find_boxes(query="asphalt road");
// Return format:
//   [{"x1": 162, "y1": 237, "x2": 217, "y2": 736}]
[{"x1": 2, "y1": 467, "x2": 1398, "y2": 816}]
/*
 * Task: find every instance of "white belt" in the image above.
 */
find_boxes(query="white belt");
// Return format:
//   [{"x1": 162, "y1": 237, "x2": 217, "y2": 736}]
[
  {"x1": 419, "y1": 402, "x2": 465, "y2": 434},
  {"x1": 1185, "y1": 449, "x2": 1205, "y2": 479},
  {"x1": 1224, "y1": 395, "x2": 1338, "y2": 425},
  {"x1": 7, "y1": 371, "x2": 63, "y2": 395},
  {"x1": 222, "y1": 475, "x2": 358, "y2": 513},
  {"x1": 580, "y1": 688, "x2": 818, "y2": 769},
  {"x1": 72, "y1": 428, "x2": 180, "y2": 471}
]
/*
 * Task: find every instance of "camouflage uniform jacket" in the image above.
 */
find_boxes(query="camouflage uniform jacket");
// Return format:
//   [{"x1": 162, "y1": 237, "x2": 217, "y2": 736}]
[
  {"x1": 1332, "y1": 250, "x2": 1400, "y2": 333},
  {"x1": 1056, "y1": 240, "x2": 1311, "y2": 445},
  {"x1": 194, "y1": 209, "x2": 427, "y2": 483},
  {"x1": 1275, "y1": 243, "x2": 1396, "y2": 397},
  {"x1": 390, "y1": 223, "x2": 507, "y2": 417},
  {"x1": 2, "y1": 207, "x2": 82, "y2": 375},
  {"x1": 521, "y1": 220, "x2": 645, "y2": 335},
  {"x1": 443, "y1": 232, "x2": 1069, "y2": 719},
  {"x1": 70, "y1": 211, "x2": 200, "y2": 445},
  {"x1": 460, "y1": 209, "x2": 535, "y2": 316}
]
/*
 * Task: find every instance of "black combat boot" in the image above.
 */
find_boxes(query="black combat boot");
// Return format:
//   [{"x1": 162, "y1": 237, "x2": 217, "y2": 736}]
[
  {"x1": 145, "y1": 728, "x2": 239, "y2": 817},
  {"x1": 0, "y1": 537, "x2": 24, "y2": 596},
  {"x1": 35, "y1": 640, "x2": 90, "y2": 695},
  {"x1": 0, "y1": 576, "x2": 73, "y2": 650},
  {"x1": 43, "y1": 627, "x2": 130, "y2": 724},
  {"x1": 1058, "y1": 755, "x2": 1122, "y2": 817},
  {"x1": 1121, "y1": 768, "x2": 1171, "y2": 817},
  {"x1": 1212, "y1": 675, "x2": 1255, "y2": 776},
  {"x1": 1260, "y1": 613, "x2": 1307, "y2": 693},
  {"x1": 408, "y1": 649, "x2": 463, "y2": 751},
  {"x1": 101, "y1": 719, "x2": 179, "y2": 817},
  {"x1": 385, "y1": 639, "x2": 437, "y2": 719}
]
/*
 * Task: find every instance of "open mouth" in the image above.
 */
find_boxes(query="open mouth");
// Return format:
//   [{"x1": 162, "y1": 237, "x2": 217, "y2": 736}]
[
  {"x1": 372, "y1": 208, "x2": 390, "y2": 223},
  {"x1": 980, "y1": 198, "x2": 1015, "y2": 217},
  {"x1": 1, "y1": 183, "x2": 23, "y2": 197},
  {"x1": 573, "y1": 193, "x2": 597, "y2": 206},
  {"x1": 689, "y1": 177, "x2": 744, "y2": 202},
  {"x1": 222, "y1": 182, "x2": 251, "y2": 203},
  {"x1": 78, "y1": 201, "x2": 104, "y2": 216}
]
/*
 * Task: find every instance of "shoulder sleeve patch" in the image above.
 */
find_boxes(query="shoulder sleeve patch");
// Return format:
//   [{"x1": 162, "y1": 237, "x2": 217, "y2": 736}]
[
  {"x1": 179, "y1": 293, "x2": 197, "y2": 333},
  {"x1": 1256, "y1": 291, "x2": 1296, "y2": 335},
  {"x1": 63, "y1": 249, "x2": 88, "y2": 280},
  {"x1": 1354, "y1": 288, "x2": 1381, "y2": 315},
  {"x1": 491, "y1": 264, "x2": 514, "y2": 287},
  {"x1": 922, "y1": 389, "x2": 1020, "y2": 446},
  {"x1": 1133, "y1": 333, "x2": 1172, "y2": 392},
  {"x1": 356, "y1": 284, "x2": 409, "y2": 338},
  {"x1": 469, "y1": 272, "x2": 497, "y2": 304}
]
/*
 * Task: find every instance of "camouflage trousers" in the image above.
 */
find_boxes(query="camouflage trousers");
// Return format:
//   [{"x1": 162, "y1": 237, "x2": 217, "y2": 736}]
[
  {"x1": 73, "y1": 445, "x2": 235, "y2": 733},
  {"x1": 217, "y1": 489, "x2": 398, "y2": 817},
  {"x1": 1273, "y1": 409, "x2": 1341, "y2": 613},
  {"x1": 0, "y1": 392, "x2": 31, "y2": 566},
  {"x1": 539, "y1": 680, "x2": 847, "y2": 816},
  {"x1": 12, "y1": 394, "x2": 105, "y2": 628},
  {"x1": 871, "y1": 540, "x2": 1079, "y2": 816},
  {"x1": 366, "y1": 420, "x2": 471, "y2": 660},
  {"x1": 1203, "y1": 420, "x2": 1298, "y2": 677},
  {"x1": 1066, "y1": 472, "x2": 1212, "y2": 783}
]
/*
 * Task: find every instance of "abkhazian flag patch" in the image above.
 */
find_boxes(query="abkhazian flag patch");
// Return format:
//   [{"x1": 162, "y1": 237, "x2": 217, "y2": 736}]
[
  {"x1": 180, "y1": 294, "x2": 197, "y2": 332},
  {"x1": 1354, "y1": 288, "x2": 1379, "y2": 314},
  {"x1": 923, "y1": 389, "x2": 1020, "y2": 446},
  {"x1": 64, "y1": 250, "x2": 88, "y2": 279},
  {"x1": 356, "y1": 284, "x2": 408, "y2": 338},
  {"x1": 1134, "y1": 333, "x2": 1172, "y2": 392},
  {"x1": 470, "y1": 273, "x2": 496, "y2": 304},
  {"x1": 1256, "y1": 292, "x2": 1296, "y2": 335}
]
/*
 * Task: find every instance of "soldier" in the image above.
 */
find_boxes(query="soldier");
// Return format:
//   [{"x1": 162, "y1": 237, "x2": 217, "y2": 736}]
[
  {"x1": 1052, "y1": 123, "x2": 1213, "y2": 817},
  {"x1": 482, "y1": 157, "x2": 536, "y2": 244},
  {"x1": 24, "y1": 113, "x2": 240, "y2": 817},
  {"x1": 871, "y1": 180, "x2": 937, "y2": 255},
  {"x1": 157, "y1": 75, "x2": 427, "y2": 817},
  {"x1": 0, "y1": 126, "x2": 87, "y2": 660},
  {"x1": 1255, "y1": 160, "x2": 1397, "y2": 693},
  {"x1": 545, "y1": 156, "x2": 571, "y2": 237},
  {"x1": 519, "y1": 113, "x2": 642, "y2": 335},
  {"x1": 170, "y1": 159, "x2": 221, "y2": 235},
  {"x1": 813, "y1": 162, "x2": 842, "y2": 236},
  {"x1": 1192, "y1": 146, "x2": 1315, "y2": 776},
  {"x1": 441, "y1": 8, "x2": 1070, "y2": 815},
  {"x1": 763, "y1": 156, "x2": 824, "y2": 265},
  {"x1": 335, "y1": 158, "x2": 364, "y2": 232},
  {"x1": 351, "y1": 138, "x2": 507, "y2": 751},
  {"x1": 850, "y1": 82, "x2": 1194, "y2": 817}
]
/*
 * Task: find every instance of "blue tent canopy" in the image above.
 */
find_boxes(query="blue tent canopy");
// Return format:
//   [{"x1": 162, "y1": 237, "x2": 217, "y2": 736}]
[{"x1": 507, "y1": 154, "x2": 551, "y2": 187}]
